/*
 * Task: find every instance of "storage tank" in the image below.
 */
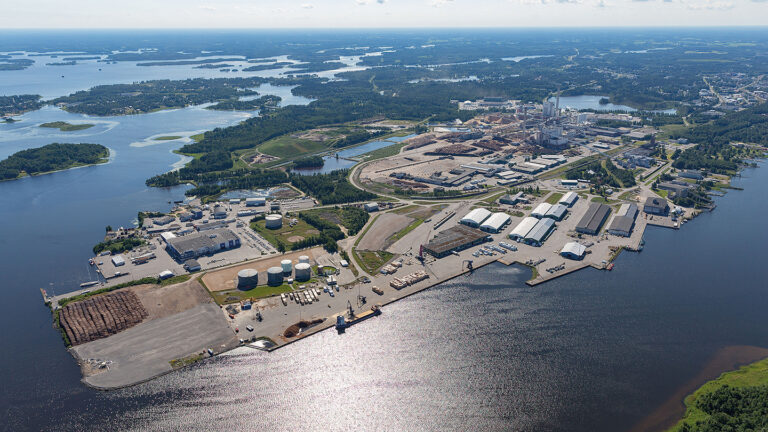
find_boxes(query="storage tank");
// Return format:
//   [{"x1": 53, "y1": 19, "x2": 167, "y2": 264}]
[
  {"x1": 237, "y1": 269, "x2": 259, "y2": 289},
  {"x1": 267, "y1": 266, "x2": 284, "y2": 286},
  {"x1": 281, "y1": 259, "x2": 292, "y2": 274},
  {"x1": 265, "y1": 214, "x2": 283, "y2": 229},
  {"x1": 295, "y1": 263, "x2": 311, "y2": 282},
  {"x1": 298, "y1": 255, "x2": 310, "y2": 265}
]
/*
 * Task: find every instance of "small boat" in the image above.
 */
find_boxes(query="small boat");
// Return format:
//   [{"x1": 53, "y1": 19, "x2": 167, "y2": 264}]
[
  {"x1": 607, "y1": 263, "x2": 614, "y2": 271},
  {"x1": 88, "y1": 258, "x2": 95, "y2": 266},
  {"x1": 80, "y1": 281, "x2": 99, "y2": 288}
]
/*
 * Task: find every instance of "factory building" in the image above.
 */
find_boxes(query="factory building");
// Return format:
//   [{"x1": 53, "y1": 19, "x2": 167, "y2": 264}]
[
  {"x1": 531, "y1": 202, "x2": 552, "y2": 219},
  {"x1": 524, "y1": 218, "x2": 555, "y2": 247},
  {"x1": 643, "y1": 197, "x2": 669, "y2": 215},
  {"x1": 607, "y1": 202, "x2": 639, "y2": 237},
  {"x1": 575, "y1": 203, "x2": 611, "y2": 235},
  {"x1": 423, "y1": 225, "x2": 490, "y2": 258},
  {"x1": 544, "y1": 204, "x2": 568, "y2": 221},
  {"x1": 558, "y1": 191, "x2": 578, "y2": 207},
  {"x1": 364, "y1": 202, "x2": 379, "y2": 212},
  {"x1": 460, "y1": 208, "x2": 492, "y2": 228},
  {"x1": 499, "y1": 192, "x2": 525, "y2": 205},
  {"x1": 246, "y1": 197, "x2": 266, "y2": 207},
  {"x1": 165, "y1": 229, "x2": 240, "y2": 261},
  {"x1": 212, "y1": 205, "x2": 227, "y2": 219},
  {"x1": 479, "y1": 212, "x2": 511, "y2": 233},
  {"x1": 560, "y1": 242, "x2": 587, "y2": 260},
  {"x1": 509, "y1": 217, "x2": 539, "y2": 241}
]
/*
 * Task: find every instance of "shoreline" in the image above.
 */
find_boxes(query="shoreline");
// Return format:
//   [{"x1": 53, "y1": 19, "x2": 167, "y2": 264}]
[{"x1": 628, "y1": 345, "x2": 768, "y2": 432}]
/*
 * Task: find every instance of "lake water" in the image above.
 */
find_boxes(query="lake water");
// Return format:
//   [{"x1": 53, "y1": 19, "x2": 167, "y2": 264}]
[
  {"x1": 293, "y1": 135, "x2": 416, "y2": 175},
  {"x1": 549, "y1": 95, "x2": 677, "y2": 114}
]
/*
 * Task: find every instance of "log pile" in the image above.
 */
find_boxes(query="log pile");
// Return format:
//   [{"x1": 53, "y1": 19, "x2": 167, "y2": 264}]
[{"x1": 59, "y1": 291, "x2": 148, "y2": 346}]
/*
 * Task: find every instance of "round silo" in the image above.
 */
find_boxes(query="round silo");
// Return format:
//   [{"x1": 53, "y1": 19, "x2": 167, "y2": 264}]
[
  {"x1": 298, "y1": 255, "x2": 310, "y2": 265},
  {"x1": 237, "y1": 269, "x2": 259, "y2": 289},
  {"x1": 294, "y1": 263, "x2": 311, "y2": 282},
  {"x1": 281, "y1": 259, "x2": 292, "y2": 274},
  {"x1": 265, "y1": 214, "x2": 283, "y2": 229},
  {"x1": 267, "y1": 266, "x2": 284, "y2": 286}
]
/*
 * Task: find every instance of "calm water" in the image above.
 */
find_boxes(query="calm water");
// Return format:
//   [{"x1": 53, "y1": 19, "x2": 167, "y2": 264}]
[
  {"x1": 550, "y1": 95, "x2": 677, "y2": 114},
  {"x1": 294, "y1": 135, "x2": 416, "y2": 175}
]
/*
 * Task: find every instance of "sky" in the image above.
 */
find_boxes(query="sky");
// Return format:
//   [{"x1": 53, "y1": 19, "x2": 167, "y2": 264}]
[{"x1": 4, "y1": 0, "x2": 767, "y2": 28}]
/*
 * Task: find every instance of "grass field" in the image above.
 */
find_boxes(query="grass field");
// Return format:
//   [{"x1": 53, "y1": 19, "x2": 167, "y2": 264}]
[
  {"x1": 257, "y1": 134, "x2": 329, "y2": 159},
  {"x1": 250, "y1": 218, "x2": 320, "y2": 249},
  {"x1": 211, "y1": 284, "x2": 294, "y2": 304},
  {"x1": 545, "y1": 192, "x2": 564, "y2": 205},
  {"x1": 353, "y1": 250, "x2": 394, "y2": 274},
  {"x1": 669, "y1": 357, "x2": 768, "y2": 431}
]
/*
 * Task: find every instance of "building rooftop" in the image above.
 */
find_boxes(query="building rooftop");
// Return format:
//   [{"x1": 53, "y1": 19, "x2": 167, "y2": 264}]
[
  {"x1": 167, "y1": 229, "x2": 239, "y2": 254},
  {"x1": 608, "y1": 215, "x2": 634, "y2": 234},
  {"x1": 424, "y1": 225, "x2": 488, "y2": 255},
  {"x1": 576, "y1": 202, "x2": 611, "y2": 234}
]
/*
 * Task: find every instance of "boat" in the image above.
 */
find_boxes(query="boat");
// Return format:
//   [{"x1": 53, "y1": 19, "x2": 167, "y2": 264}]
[
  {"x1": 607, "y1": 263, "x2": 614, "y2": 271},
  {"x1": 88, "y1": 258, "x2": 95, "y2": 266},
  {"x1": 338, "y1": 305, "x2": 381, "y2": 333},
  {"x1": 79, "y1": 281, "x2": 99, "y2": 288}
]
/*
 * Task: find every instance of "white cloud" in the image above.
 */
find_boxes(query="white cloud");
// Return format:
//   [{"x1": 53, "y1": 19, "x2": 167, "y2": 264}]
[
  {"x1": 301, "y1": 3, "x2": 314, "y2": 8},
  {"x1": 685, "y1": 0, "x2": 734, "y2": 9},
  {"x1": 199, "y1": 5, "x2": 217, "y2": 11},
  {"x1": 430, "y1": 0, "x2": 454, "y2": 7}
]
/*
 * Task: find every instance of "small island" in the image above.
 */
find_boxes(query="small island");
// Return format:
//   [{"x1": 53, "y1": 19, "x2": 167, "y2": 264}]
[
  {"x1": 154, "y1": 135, "x2": 183, "y2": 141},
  {"x1": 40, "y1": 121, "x2": 95, "y2": 132},
  {"x1": 0, "y1": 143, "x2": 109, "y2": 181}
]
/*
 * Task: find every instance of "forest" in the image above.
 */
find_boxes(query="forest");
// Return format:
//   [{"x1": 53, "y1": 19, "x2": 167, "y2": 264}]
[
  {"x1": 0, "y1": 143, "x2": 108, "y2": 180},
  {"x1": 289, "y1": 170, "x2": 376, "y2": 205},
  {"x1": 0, "y1": 94, "x2": 42, "y2": 115}
]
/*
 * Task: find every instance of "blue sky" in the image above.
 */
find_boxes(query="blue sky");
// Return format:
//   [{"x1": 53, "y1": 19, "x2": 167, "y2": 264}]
[{"x1": 5, "y1": 0, "x2": 767, "y2": 28}]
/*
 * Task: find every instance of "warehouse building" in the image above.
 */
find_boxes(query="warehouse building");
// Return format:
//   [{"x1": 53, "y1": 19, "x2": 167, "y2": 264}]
[
  {"x1": 576, "y1": 203, "x2": 611, "y2": 235},
  {"x1": 544, "y1": 204, "x2": 568, "y2": 221},
  {"x1": 460, "y1": 208, "x2": 492, "y2": 228},
  {"x1": 245, "y1": 197, "x2": 266, "y2": 207},
  {"x1": 531, "y1": 202, "x2": 552, "y2": 219},
  {"x1": 509, "y1": 217, "x2": 539, "y2": 241},
  {"x1": 558, "y1": 191, "x2": 579, "y2": 207},
  {"x1": 364, "y1": 202, "x2": 379, "y2": 212},
  {"x1": 479, "y1": 212, "x2": 511, "y2": 233},
  {"x1": 524, "y1": 218, "x2": 555, "y2": 247},
  {"x1": 165, "y1": 229, "x2": 241, "y2": 261},
  {"x1": 560, "y1": 242, "x2": 587, "y2": 260},
  {"x1": 643, "y1": 197, "x2": 669, "y2": 215},
  {"x1": 423, "y1": 225, "x2": 490, "y2": 258}
]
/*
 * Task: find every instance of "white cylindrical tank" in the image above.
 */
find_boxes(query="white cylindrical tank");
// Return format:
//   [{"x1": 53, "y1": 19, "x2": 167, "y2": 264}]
[
  {"x1": 298, "y1": 255, "x2": 310, "y2": 265},
  {"x1": 267, "y1": 266, "x2": 284, "y2": 286},
  {"x1": 280, "y1": 259, "x2": 292, "y2": 273},
  {"x1": 237, "y1": 269, "x2": 259, "y2": 289},
  {"x1": 294, "y1": 263, "x2": 311, "y2": 282},
  {"x1": 265, "y1": 214, "x2": 282, "y2": 229}
]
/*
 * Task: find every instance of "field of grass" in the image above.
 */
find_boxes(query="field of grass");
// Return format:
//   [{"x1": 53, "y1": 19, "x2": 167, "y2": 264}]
[
  {"x1": 545, "y1": 192, "x2": 564, "y2": 205},
  {"x1": 257, "y1": 134, "x2": 328, "y2": 159},
  {"x1": 39, "y1": 121, "x2": 94, "y2": 131},
  {"x1": 653, "y1": 188, "x2": 669, "y2": 198},
  {"x1": 669, "y1": 357, "x2": 768, "y2": 431},
  {"x1": 211, "y1": 284, "x2": 294, "y2": 304},
  {"x1": 353, "y1": 250, "x2": 394, "y2": 274},
  {"x1": 159, "y1": 274, "x2": 191, "y2": 286},
  {"x1": 360, "y1": 142, "x2": 408, "y2": 161},
  {"x1": 154, "y1": 135, "x2": 182, "y2": 141},
  {"x1": 251, "y1": 218, "x2": 320, "y2": 249}
]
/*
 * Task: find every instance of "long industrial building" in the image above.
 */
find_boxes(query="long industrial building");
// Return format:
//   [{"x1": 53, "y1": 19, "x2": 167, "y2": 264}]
[
  {"x1": 509, "y1": 217, "x2": 539, "y2": 241},
  {"x1": 544, "y1": 204, "x2": 568, "y2": 221},
  {"x1": 559, "y1": 191, "x2": 578, "y2": 207},
  {"x1": 460, "y1": 208, "x2": 492, "y2": 228},
  {"x1": 607, "y1": 203, "x2": 638, "y2": 237},
  {"x1": 479, "y1": 212, "x2": 511, "y2": 233},
  {"x1": 575, "y1": 203, "x2": 611, "y2": 235},
  {"x1": 531, "y1": 202, "x2": 552, "y2": 218},
  {"x1": 524, "y1": 218, "x2": 555, "y2": 246},
  {"x1": 165, "y1": 229, "x2": 241, "y2": 260},
  {"x1": 423, "y1": 225, "x2": 489, "y2": 258}
]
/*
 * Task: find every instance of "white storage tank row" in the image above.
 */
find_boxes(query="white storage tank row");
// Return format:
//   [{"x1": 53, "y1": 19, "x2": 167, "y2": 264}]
[
  {"x1": 237, "y1": 269, "x2": 259, "y2": 289},
  {"x1": 265, "y1": 214, "x2": 283, "y2": 229},
  {"x1": 298, "y1": 255, "x2": 310, "y2": 264}
]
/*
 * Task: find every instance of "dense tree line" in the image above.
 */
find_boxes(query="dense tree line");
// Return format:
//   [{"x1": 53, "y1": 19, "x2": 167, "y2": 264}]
[
  {"x1": 338, "y1": 207, "x2": 370, "y2": 235},
  {"x1": 0, "y1": 94, "x2": 42, "y2": 115},
  {"x1": 289, "y1": 170, "x2": 376, "y2": 205},
  {"x1": 678, "y1": 385, "x2": 768, "y2": 432},
  {"x1": 292, "y1": 156, "x2": 324, "y2": 169},
  {"x1": 207, "y1": 95, "x2": 281, "y2": 111},
  {"x1": 0, "y1": 143, "x2": 108, "y2": 180},
  {"x1": 51, "y1": 78, "x2": 269, "y2": 116},
  {"x1": 565, "y1": 159, "x2": 636, "y2": 188}
]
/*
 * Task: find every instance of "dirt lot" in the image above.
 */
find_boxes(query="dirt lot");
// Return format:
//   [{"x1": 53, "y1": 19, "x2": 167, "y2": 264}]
[
  {"x1": 131, "y1": 278, "x2": 213, "y2": 320},
  {"x1": 201, "y1": 246, "x2": 325, "y2": 292},
  {"x1": 356, "y1": 213, "x2": 413, "y2": 251}
]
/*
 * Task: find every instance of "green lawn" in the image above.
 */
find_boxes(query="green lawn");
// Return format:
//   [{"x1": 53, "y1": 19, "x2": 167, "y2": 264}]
[
  {"x1": 211, "y1": 284, "x2": 294, "y2": 304},
  {"x1": 258, "y1": 134, "x2": 330, "y2": 159},
  {"x1": 390, "y1": 219, "x2": 424, "y2": 243},
  {"x1": 353, "y1": 250, "x2": 394, "y2": 274},
  {"x1": 360, "y1": 141, "x2": 408, "y2": 161},
  {"x1": 250, "y1": 218, "x2": 320, "y2": 249},
  {"x1": 545, "y1": 192, "x2": 564, "y2": 205},
  {"x1": 669, "y1": 357, "x2": 768, "y2": 431},
  {"x1": 653, "y1": 188, "x2": 669, "y2": 198}
]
